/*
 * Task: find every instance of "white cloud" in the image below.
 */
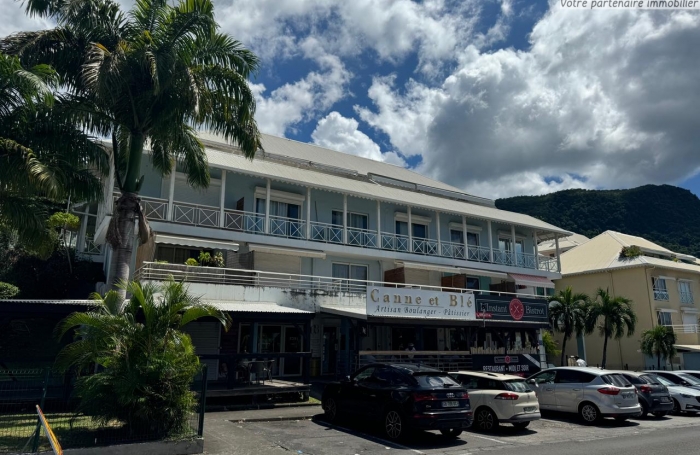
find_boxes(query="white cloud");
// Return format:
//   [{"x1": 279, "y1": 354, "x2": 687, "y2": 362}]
[
  {"x1": 311, "y1": 112, "x2": 405, "y2": 166},
  {"x1": 0, "y1": 0, "x2": 52, "y2": 37},
  {"x1": 357, "y1": 5, "x2": 700, "y2": 197}
]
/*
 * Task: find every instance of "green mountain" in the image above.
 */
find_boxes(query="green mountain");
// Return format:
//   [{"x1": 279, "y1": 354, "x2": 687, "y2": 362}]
[{"x1": 495, "y1": 185, "x2": 700, "y2": 257}]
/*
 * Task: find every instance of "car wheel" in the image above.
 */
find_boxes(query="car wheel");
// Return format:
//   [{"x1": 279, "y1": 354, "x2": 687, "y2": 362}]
[
  {"x1": 323, "y1": 397, "x2": 338, "y2": 422},
  {"x1": 384, "y1": 409, "x2": 404, "y2": 440},
  {"x1": 639, "y1": 403, "x2": 648, "y2": 418},
  {"x1": 512, "y1": 421, "x2": 530, "y2": 430},
  {"x1": 579, "y1": 402, "x2": 601, "y2": 425},
  {"x1": 672, "y1": 399, "x2": 681, "y2": 416},
  {"x1": 652, "y1": 412, "x2": 667, "y2": 418},
  {"x1": 475, "y1": 408, "x2": 499, "y2": 432},
  {"x1": 439, "y1": 428, "x2": 463, "y2": 438}
]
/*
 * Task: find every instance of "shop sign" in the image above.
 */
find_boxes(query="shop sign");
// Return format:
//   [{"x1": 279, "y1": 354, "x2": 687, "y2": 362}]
[
  {"x1": 471, "y1": 354, "x2": 542, "y2": 376},
  {"x1": 367, "y1": 287, "x2": 476, "y2": 320},
  {"x1": 474, "y1": 295, "x2": 548, "y2": 323}
]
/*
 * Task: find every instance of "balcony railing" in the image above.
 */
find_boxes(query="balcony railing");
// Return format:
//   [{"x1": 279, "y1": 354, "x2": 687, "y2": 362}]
[
  {"x1": 680, "y1": 292, "x2": 694, "y2": 305},
  {"x1": 665, "y1": 324, "x2": 699, "y2": 334},
  {"x1": 131, "y1": 194, "x2": 561, "y2": 273},
  {"x1": 654, "y1": 289, "x2": 670, "y2": 301},
  {"x1": 135, "y1": 262, "x2": 547, "y2": 300},
  {"x1": 83, "y1": 235, "x2": 102, "y2": 255}
]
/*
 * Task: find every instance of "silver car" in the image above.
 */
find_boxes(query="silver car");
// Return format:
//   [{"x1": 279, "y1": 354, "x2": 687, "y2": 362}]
[
  {"x1": 527, "y1": 367, "x2": 641, "y2": 424},
  {"x1": 646, "y1": 373, "x2": 700, "y2": 415}
]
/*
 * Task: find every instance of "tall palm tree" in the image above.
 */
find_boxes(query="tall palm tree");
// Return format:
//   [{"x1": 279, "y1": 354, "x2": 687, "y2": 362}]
[
  {"x1": 640, "y1": 325, "x2": 677, "y2": 370},
  {"x1": 2, "y1": 0, "x2": 262, "y2": 297},
  {"x1": 0, "y1": 52, "x2": 105, "y2": 251},
  {"x1": 585, "y1": 288, "x2": 637, "y2": 369},
  {"x1": 548, "y1": 286, "x2": 589, "y2": 366},
  {"x1": 56, "y1": 278, "x2": 230, "y2": 435}
]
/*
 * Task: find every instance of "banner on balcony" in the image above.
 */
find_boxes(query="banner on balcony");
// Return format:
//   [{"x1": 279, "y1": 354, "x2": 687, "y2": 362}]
[
  {"x1": 474, "y1": 295, "x2": 549, "y2": 323},
  {"x1": 367, "y1": 286, "x2": 476, "y2": 320}
]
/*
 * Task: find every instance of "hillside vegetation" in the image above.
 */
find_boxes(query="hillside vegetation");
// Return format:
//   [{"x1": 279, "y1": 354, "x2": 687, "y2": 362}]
[{"x1": 495, "y1": 185, "x2": 700, "y2": 257}]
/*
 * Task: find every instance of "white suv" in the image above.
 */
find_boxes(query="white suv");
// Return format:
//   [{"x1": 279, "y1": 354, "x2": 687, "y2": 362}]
[{"x1": 450, "y1": 371, "x2": 540, "y2": 431}]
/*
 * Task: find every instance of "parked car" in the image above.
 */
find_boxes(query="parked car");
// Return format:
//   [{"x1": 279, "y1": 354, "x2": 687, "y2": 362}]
[
  {"x1": 615, "y1": 371, "x2": 673, "y2": 418},
  {"x1": 678, "y1": 370, "x2": 700, "y2": 381},
  {"x1": 322, "y1": 363, "x2": 472, "y2": 440},
  {"x1": 642, "y1": 371, "x2": 700, "y2": 391},
  {"x1": 449, "y1": 371, "x2": 540, "y2": 431},
  {"x1": 526, "y1": 367, "x2": 641, "y2": 424},
  {"x1": 644, "y1": 373, "x2": 700, "y2": 415}
]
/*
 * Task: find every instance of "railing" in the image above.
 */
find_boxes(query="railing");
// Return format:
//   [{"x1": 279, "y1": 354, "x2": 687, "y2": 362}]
[
  {"x1": 224, "y1": 209, "x2": 264, "y2": 232},
  {"x1": 538, "y1": 256, "x2": 560, "y2": 273},
  {"x1": 467, "y1": 245, "x2": 491, "y2": 263},
  {"x1": 381, "y1": 232, "x2": 409, "y2": 252},
  {"x1": 309, "y1": 221, "x2": 343, "y2": 244},
  {"x1": 412, "y1": 237, "x2": 439, "y2": 255},
  {"x1": 269, "y1": 215, "x2": 306, "y2": 239},
  {"x1": 135, "y1": 262, "x2": 547, "y2": 300},
  {"x1": 680, "y1": 292, "x2": 694, "y2": 305},
  {"x1": 358, "y1": 351, "x2": 473, "y2": 371},
  {"x1": 665, "y1": 324, "x2": 699, "y2": 334},
  {"x1": 440, "y1": 241, "x2": 466, "y2": 260},
  {"x1": 493, "y1": 249, "x2": 514, "y2": 266},
  {"x1": 654, "y1": 289, "x2": 670, "y2": 301},
  {"x1": 173, "y1": 201, "x2": 219, "y2": 227},
  {"x1": 83, "y1": 235, "x2": 102, "y2": 255},
  {"x1": 140, "y1": 196, "x2": 168, "y2": 221},
  {"x1": 347, "y1": 227, "x2": 378, "y2": 248}
]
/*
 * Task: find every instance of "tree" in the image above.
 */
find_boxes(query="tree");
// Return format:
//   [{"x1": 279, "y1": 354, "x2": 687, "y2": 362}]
[
  {"x1": 55, "y1": 279, "x2": 230, "y2": 436},
  {"x1": 640, "y1": 325, "x2": 677, "y2": 370},
  {"x1": 585, "y1": 288, "x2": 637, "y2": 369},
  {"x1": 541, "y1": 330, "x2": 561, "y2": 360},
  {"x1": 3, "y1": 0, "x2": 262, "y2": 298},
  {"x1": 0, "y1": 53, "x2": 105, "y2": 251},
  {"x1": 548, "y1": 286, "x2": 589, "y2": 366}
]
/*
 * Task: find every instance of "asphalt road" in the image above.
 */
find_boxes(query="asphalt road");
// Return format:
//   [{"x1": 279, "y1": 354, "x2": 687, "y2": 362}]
[{"x1": 205, "y1": 411, "x2": 700, "y2": 455}]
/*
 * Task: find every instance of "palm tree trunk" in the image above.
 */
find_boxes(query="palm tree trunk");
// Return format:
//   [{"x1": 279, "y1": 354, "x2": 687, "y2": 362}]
[
  {"x1": 561, "y1": 336, "x2": 568, "y2": 366},
  {"x1": 108, "y1": 194, "x2": 137, "y2": 298},
  {"x1": 601, "y1": 334, "x2": 609, "y2": 369}
]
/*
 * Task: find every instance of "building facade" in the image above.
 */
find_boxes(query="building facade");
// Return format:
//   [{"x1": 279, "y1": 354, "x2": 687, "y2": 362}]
[
  {"x1": 75, "y1": 133, "x2": 569, "y2": 382},
  {"x1": 555, "y1": 231, "x2": 700, "y2": 370}
]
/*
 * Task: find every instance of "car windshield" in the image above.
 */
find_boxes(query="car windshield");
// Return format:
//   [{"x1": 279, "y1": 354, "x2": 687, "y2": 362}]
[
  {"x1": 504, "y1": 380, "x2": 532, "y2": 392},
  {"x1": 652, "y1": 375, "x2": 674, "y2": 387},
  {"x1": 601, "y1": 374, "x2": 632, "y2": 387},
  {"x1": 623, "y1": 375, "x2": 644, "y2": 385},
  {"x1": 677, "y1": 373, "x2": 700, "y2": 385},
  {"x1": 413, "y1": 374, "x2": 460, "y2": 388},
  {"x1": 640, "y1": 374, "x2": 661, "y2": 385}
]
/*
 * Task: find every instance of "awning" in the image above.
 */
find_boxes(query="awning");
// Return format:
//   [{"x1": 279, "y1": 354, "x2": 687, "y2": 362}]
[
  {"x1": 396, "y1": 261, "x2": 508, "y2": 279},
  {"x1": 682, "y1": 308, "x2": 700, "y2": 314},
  {"x1": 508, "y1": 273, "x2": 554, "y2": 288},
  {"x1": 208, "y1": 301, "x2": 313, "y2": 314},
  {"x1": 656, "y1": 308, "x2": 678, "y2": 313},
  {"x1": 675, "y1": 345, "x2": 700, "y2": 352},
  {"x1": 248, "y1": 243, "x2": 326, "y2": 259},
  {"x1": 320, "y1": 305, "x2": 367, "y2": 320},
  {"x1": 155, "y1": 234, "x2": 238, "y2": 251}
]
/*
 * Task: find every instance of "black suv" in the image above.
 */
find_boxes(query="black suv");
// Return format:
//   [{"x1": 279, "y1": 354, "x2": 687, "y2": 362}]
[
  {"x1": 322, "y1": 363, "x2": 472, "y2": 440},
  {"x1": 618, "y1": 371, "x2": 673, "y2": 418}
]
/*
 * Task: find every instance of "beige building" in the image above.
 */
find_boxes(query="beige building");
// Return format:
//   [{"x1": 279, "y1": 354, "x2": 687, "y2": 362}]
[
  {"x1": 539, "y1": 233, "x2": 589, "y2": 257},
  {"x1": 555, "y1": 231, "x2": 700, "y2": 370}
]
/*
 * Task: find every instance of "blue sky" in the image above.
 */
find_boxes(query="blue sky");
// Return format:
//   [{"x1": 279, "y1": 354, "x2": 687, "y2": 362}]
[{"x1": 2, "y1": 0, "x2": 699, "y2": 199}]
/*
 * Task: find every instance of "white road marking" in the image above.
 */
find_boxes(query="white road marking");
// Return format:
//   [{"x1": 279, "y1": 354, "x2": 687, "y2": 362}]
[
  {"x1": 325, "y1": 422, "x2": 426, "y2": 454},
  {"x1": 468, "y1": 434, "x2": 508, "y2": 444}
]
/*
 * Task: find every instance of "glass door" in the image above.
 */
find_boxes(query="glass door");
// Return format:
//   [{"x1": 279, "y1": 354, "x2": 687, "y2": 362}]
[
  {"x1": 259, "y1": 325, "x2": 281, "y2": 376},
  {"x1": 282, "y1": 326, "x2": 302, "y2": 376}
]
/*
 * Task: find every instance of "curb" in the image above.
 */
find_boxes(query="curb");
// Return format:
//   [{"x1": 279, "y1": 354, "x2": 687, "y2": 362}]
[
  {"x1": 207, "y1": 402, "x2": 321, "y2": 412},
  {"x1": 230, "y1": 414, "x2": 319, "y2": 423}
]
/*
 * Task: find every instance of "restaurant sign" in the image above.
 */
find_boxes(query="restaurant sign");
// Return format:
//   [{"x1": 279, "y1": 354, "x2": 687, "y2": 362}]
[
  {"x1": 474, "y1": 295, "x2": 549, "y2": 323},
  {"x1": 471, "y1": 354, "x2": 542, "y2": 376},
  {"x1": 367, "y1": 287, "x2": 476, "y2": 320}
]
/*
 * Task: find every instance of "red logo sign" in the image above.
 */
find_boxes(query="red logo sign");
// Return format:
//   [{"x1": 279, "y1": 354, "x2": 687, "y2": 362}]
[
  {"x1": 504, "y1": 355, "x2": 511, "y2": 364},
  {"x1": 509, "y1": 299, "x2": 524, "y2": 321}
]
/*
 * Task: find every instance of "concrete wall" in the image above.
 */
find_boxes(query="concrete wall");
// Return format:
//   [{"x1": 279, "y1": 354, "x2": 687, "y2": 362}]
[{"x1": 45, "y1": 438, "x2": 204, "y2": 455}]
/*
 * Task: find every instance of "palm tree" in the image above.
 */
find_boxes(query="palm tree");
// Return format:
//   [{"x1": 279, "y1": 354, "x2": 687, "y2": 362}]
[
  {"x1": 56, "y1": 278, "x2": 230, "y2": 435},
  {"x1": 640, "y1": 325, "x2": 677, "y2": 370},
  {"x1": 585, "y1": 288, "x2": 637, "y2": 369},
  {"x1": 2, "y1": 0, "x2": 262, "y2": 297},
  {"x1": 548, "y1": 286, "x2": 589, "y2": 366},
  {"x1": 0, "y1": 52, "x2": 105, "y2": 251}
]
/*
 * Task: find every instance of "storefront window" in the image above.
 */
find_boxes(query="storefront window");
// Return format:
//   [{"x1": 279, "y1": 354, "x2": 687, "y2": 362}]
[{"x1": 466, "y1": 277, "x2": 480, "y2": 290}]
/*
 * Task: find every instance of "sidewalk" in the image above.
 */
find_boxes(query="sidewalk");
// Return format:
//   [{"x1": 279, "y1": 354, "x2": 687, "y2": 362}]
[{"x1": 203, "y1": 406, "x2": 323, "y2": 455}]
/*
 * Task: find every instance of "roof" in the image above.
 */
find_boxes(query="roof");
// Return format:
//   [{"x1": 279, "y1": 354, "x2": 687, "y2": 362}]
[
  {"x1": 675, "y1": 345, "x2": 700, "y2": 353},
  {"x1": 199, "y1": 141, "x2": 570, "y2": 236},
  {"x1": 449, "y1": 370, "x2": 526, "y2": 380},
  {"x1": 559, "y1": 231, "x2": 700, "y2": 276},
  {"x1": 538, "y1": 233, "x2": 590, "y2": 254},
  {"x1": 208, "y1": 301, "x2": 313, "y2": 314}
]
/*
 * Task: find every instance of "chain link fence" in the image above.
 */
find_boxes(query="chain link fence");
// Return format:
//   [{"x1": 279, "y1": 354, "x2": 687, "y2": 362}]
[{"x1": 0, "y1": 365, "x2": 207, "y2": 454}]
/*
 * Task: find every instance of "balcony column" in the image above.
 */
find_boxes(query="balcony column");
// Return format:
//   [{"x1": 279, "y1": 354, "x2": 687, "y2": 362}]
[
  {"x1": 166, "y1": 167, "x2": 176, "y2": 221},
  {"x1": 306, "y1": 187, "x2": 311, "y2": 240},
  {"x1": 511, "y1": 225, "x2": 517, "y2": 265},
  {"x1": 219, "y1": 170, "x2": 227, "y2": 228},
  {"x1": 264, "y1": 178, "x2": 271, "y2": 234},
  {"x1": 533, "y1": 231, "x2": 539, "y2": 269},
  {"x1": 462, "y1": 216, "x2": 468, "y2": 259},
  {"x1": 487, "y1": 220, "x2": 494, "y2": 263},
  {"x1": 376, "y1": 200, "x2": 381, "y2": 246},
  {"x1": 435, "y1": 211, "x2": 441, "y2": 256},
  {"x1": 407, "y1": 206, "x2": 413, "y2": 252},
  {"x1": 78, "y1": 212, "x2": 89, "y2": 252},
  {"x1": 555, "y1": 234, "x2": 561, "y2": 273},
  {"x1": 343, "y1": 194, "x2": 348, "y2": 244}
]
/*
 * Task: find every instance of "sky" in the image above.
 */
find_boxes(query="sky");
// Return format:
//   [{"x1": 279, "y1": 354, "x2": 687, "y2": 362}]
[{"x1": 2, "y1": 0, "x2": 699, "y2": 199}]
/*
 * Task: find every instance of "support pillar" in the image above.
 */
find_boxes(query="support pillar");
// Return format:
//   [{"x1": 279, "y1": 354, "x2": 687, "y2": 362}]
[
  {"x1": 306, "y1": 187, "x2": 311, "y2": 240},
  {"x1": 487, "y1": 220, "x2": 494, "y2": 263},
  {"x1": 462, "y1": 215, "x2": 468, "y2": 260},
  {"x1": 407, "y1": 206, "x2": 413, "y2": 252},
  {"x1": 264, "y1": 179, "x2": 271, "y2": 234},
  {"x1": 537, "y1": 328, "x2": 547, "y2": 368},
  {"x1": 436, "y1": 211, "x2": 441, "y2": 256},
  {"x1": 343, "y1": 194, "x2": 348, "y2": 244},
  {"x1": 376, "y1": 200, "x2": 381, "y2": 247},
  {"x1": 534, "y1": 231, "x2": 539, "y2": 270},
  {"x1": 555, "y1": 234, "x2": 561, "y2": 273},
  {"x1": 511, "y1": 225, "x2": 517, "y2": 266},
  {"x1": 167, "y1": 168, "x2": 176, "y2": 221},
  {"x1": 219, "y1": 170, "x2": 226, "y2": 228}
]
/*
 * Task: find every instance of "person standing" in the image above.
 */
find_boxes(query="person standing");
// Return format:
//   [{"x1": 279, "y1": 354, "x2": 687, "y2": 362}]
[
  {"x1": 575, "y1": 355, "x2": 587, "y2": 367},
  {"x1": 405, "y1": 343, "x2": 416, "y2": 360}
]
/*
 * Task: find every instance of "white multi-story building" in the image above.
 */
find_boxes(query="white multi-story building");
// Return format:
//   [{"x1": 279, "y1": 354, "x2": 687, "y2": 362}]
[{"x1": 76, "y1": 133, "x2": 569, "y2": 383}]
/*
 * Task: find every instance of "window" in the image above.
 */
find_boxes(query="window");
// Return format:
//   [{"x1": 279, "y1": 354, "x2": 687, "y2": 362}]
[
  {"x1": 504, "y1": 380, "x2": 532, "y2": 393},
  {"x1": 450, "y1": 229, "x2": 463, "y2": 244},
  {"x1": 498, "y1": 237, "x2": 523, "y2": 253},
  {"x1": 532, "y1": 371, "x2": 556, "y2": 384},
  {"x1": 453, "y1": 375, "x2": 478, "y2": 389},
  {"x1": 413, "y1": 374, "x2": 460, "y2": 388},
  {"x1": 466, "y1": 277, "x2": 480, "y2": 290},
  {"x1": 255, "y1": 199, "x2": 300, "y2": 219},
  {"x1": 332, "y1": 263, "x2": 368, "y2": 292},
  {"x1": 622, "y1": 374, "x2": 644, "y2": 385},
  {"x1": 652, "y1": 277, "x2": 669, "y2": 301},
  {"x1": 331, "y1": 211, "x2": 368, "y2": 229},
  {"x1": 555, "y1": 370, "x2": 596, "y2": 384},
  {"x1": 395, "y1": 221, "x2": 428, "y2": 238},
  {"x1": 601, "y1": 374, "x2": 632, "y2": 387},
  {"x1": 467, "y1": 232, "x2": 479, "y2": 246},
  {"x1": 353, "y1": 367, "x2": 375, "y2": 382},
  {"x1": 679, "y1": 280, "x2": 694, "y2": 304},
  {"x1": 657, "y1": 311, "x2": 673, "y2": 326},
  {"x1": 477, "y1": 378, "x2": 506, "y2": 390}
]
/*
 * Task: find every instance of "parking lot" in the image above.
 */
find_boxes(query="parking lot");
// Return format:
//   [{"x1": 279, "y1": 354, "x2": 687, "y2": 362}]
[{"x1": 205, "y1": 408, "x2": 700, "y2": 455}]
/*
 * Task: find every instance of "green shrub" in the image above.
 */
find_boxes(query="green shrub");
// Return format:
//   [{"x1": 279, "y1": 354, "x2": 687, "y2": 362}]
[
  {"x1": 198, "y1": 251, "x2": 224, "y2": 267},
  {"x1": 48, "y1": 212, "x2": 81, "y2": 231},
  {"x1": 184, "y1": 258, "x2": 199, "y2": 266},
  {"x1": 620, "y1": 245, "x2": 642, "y2": 259},
  {"x1": 0, "y1": 282, "x2": 20, "y2": 299}
]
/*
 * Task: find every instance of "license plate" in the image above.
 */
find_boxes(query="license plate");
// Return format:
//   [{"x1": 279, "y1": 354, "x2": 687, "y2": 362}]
[
  {"x1": 442, "y1": 401, "x2": 459, "y2": 408},
  {"x1": 524, "y1": 406, "x2": 537, "y2": 412},
  {"x1": 622, "y1": 393, "x2": 635, "y2": 399}
]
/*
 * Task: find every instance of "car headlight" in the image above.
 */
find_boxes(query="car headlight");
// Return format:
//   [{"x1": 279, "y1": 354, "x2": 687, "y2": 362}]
[{"x1": 681, "y1": 394, "x2": 694, "y2": 398}]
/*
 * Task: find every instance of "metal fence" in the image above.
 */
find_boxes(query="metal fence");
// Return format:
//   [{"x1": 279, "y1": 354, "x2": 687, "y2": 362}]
[{"x1": 0, "y1": 366, "x2": 207, "y2": 454}]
